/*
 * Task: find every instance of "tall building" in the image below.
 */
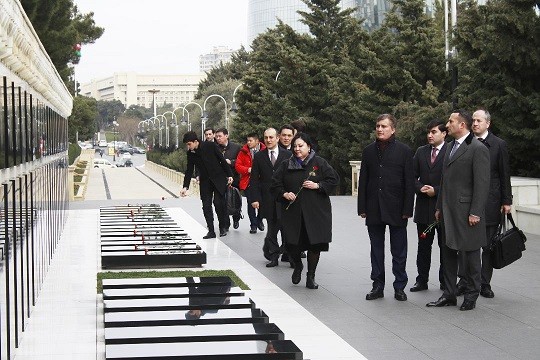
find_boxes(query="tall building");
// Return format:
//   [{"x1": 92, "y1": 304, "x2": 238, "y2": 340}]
[
  {"x1": 80, "y1": 72, "x2": 206, "y2": 108},
  {"x1": 199, "y1": 46, "x2": 236, "y2": 72},
  {"x1": 247, "y1": 0, "x2": 481, "y2": 39},
  {"x1": 248, "y1": 0, "x2": 310, "y2": 44}
]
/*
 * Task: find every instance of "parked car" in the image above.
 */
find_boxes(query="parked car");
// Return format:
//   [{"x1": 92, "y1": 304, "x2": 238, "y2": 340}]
[
  {"x1": 119, "y1": 146, "x2": 134, "y2": 155},
  {"x1": 133, "y1": 147, "x2": 146, "y2": 154},
  {"x1": 98, "y1": 139, "x2": 108, "y2": 147},
  {"x1": 93, "y1": 159, "x2": 116, "y2": 168},
  {"x1": 116, "y1": 159, "x2": 133, "y2": 167}
]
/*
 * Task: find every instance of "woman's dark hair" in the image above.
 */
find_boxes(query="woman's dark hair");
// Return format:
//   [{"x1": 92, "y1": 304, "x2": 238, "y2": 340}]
[{"x1": 292, "y1": 132, "x2": 313, "y2": 148}]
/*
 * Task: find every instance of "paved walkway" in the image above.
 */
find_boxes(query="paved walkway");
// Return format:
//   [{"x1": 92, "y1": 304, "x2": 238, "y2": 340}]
[{"x1": 14, "y1": 162, "x2": 540, "y2": 360}]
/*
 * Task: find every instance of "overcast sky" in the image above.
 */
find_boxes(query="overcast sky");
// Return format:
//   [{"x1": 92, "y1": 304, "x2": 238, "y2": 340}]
[{"x1": 74, "y1": 0, "x2": 248, "y2": 83}]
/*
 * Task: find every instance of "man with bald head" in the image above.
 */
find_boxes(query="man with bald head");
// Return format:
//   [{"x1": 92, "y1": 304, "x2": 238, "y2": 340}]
[
  {"x1": 251, "y1": 128, "x2": 292, "y2": 267},
  {"x1": 456, "y1": 109, "x2": 512, "y2": 299}
]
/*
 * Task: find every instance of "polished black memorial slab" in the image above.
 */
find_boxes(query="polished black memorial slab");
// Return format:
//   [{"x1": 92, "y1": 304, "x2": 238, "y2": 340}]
[
  {"x1": 102, "y1": 286, "x2": 244, "y2": 300},
  {"x1": 105, "y1": 340, "x2": 302, "y2": 359},
  {"x1": 105, "y1": 323, "x2": 284, "y2": 344},
  {"x1": 101, "y1": 250, "x2": 207, "y2": 268},
  {"x1": 100, "y1": 230, "x2": 188, "y2": 237},
  {"x1": 101, "y1": 234, "x2": 191, "y2": 241},
  {"x1": 104, "y1": 296, "x2": 254, "y2": 313},
  {"x1": 101, "y1": 244, "x2": 201, "y2": 252},
  {"x1": 102, "y1": 277, "x2": 233, "y2": 289},
  {"x1": 104, "y1": 308, "x2": 269, "y2": 327},
  {"x1": 100, "y1": 219, "x2": 175, "y2": 226},
  {"x1": 101, "y1": 240, "x2": 196, "y2": 247}
]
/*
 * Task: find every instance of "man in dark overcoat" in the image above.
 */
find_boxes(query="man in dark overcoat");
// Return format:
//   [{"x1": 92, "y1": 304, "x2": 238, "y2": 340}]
[
  {"x1": 410, "y1": 120, "x2": 448, "y2": 292},
  {"x1": 456, "y1": 109, "x2": 512, "y2": 298},
  {"x1": 358, "y1": 114, "x2": 415, "y2": 302},
  {"x1": 427, "y1": 110, "x2": 490, "y2": 311},
  {"x1": 180, "y1": 131, "x2": 233, "y2": 239},
  {"x1": 215, "y1": 128, "x2": 242, "y2": 229},
  {"x1": 251, "y1": 128, "x2": 291, "y2": 267}
]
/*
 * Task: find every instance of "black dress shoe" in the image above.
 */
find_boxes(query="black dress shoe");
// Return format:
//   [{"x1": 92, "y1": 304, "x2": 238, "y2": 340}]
[
  {"x1": 202, "y1": 231, "x2": 216, "y2": 239},
  {"x1": 219, "y1": 228, "x2": 228, "y2": 237},
  {"x1": 266, "y1": 259, "x2": 278, "y2": 268},
  {"x1": 306, "y1": 272, "x2": 318, "y2": 289},
  {"x1": 460, "y1": 299, "x2": 476, "y2": 311},
  {"x1": 410, "y1": 282, "x2": 428, "y2": 292},
  {"x1": 426, "y1": 296, "x2": 457, "y2": 307},
  {"x1": 394, "y1": 289, "x2": 407, "y2": 301},
  {"x1": 300, "y1": 252, "x2": 306, "y2": 258},
  {"x1": 233, "y1": 220, "x2": 240, "y2": 229},
  {"x1": 366, "y1": 287, "x2": 384, "y2": 300},
  {"x1": 480, "y1": 285, "x2": 494, "y2": 298},
  {"x1": 292, "y1": 262, "x2": 303, "y2": 284},
  {"x1": 257, "y1": 222, "x2": 265, "y2": 231},
  {"x1": 456, "y1": 285, "x2": 467, "y2": 296},
  {"x1": 249, "y1": 226, "x2": 257, "y2": 234}
]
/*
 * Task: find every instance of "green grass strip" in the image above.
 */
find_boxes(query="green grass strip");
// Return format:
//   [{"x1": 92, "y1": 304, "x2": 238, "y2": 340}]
[{"x1": 97, "y1": 269, "x2": 250, "y2": 293}]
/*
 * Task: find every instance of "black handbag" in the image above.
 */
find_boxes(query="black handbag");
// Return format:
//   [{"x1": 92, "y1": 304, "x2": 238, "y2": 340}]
[{"x1": 489, "y1": 213, "x2": 527, "y2": 269}]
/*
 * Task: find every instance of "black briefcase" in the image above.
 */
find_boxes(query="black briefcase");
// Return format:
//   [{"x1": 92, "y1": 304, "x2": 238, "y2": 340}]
[{"x1": 489, "y1": 213, "x2": 527, "y2": 269}]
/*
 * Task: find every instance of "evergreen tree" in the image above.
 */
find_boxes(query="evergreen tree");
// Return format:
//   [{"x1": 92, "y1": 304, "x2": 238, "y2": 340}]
[{"x1": 454, "y1": 0, "x2": 540, "y2": 176}]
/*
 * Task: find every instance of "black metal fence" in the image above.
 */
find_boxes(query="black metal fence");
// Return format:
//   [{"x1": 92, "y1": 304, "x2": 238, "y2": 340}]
[{"x1": 0, "y1": 75, "x2": 69, "y2": 359}]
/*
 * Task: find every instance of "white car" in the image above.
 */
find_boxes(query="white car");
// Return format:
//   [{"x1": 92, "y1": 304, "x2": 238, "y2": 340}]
[
  {"x1": 98, "y1": 139, "x2": 108, "y2": 147},
  {"x1": 93, "y1": 159, "x2": 116, "y2": 168}
]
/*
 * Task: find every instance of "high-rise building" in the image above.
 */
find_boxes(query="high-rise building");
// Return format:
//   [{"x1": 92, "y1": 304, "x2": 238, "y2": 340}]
[
  {"x1": 248, "y1": 0, "x2": 310, "y2": 44},
  {"x1": 80, "y1": 72, "x2": 206, "y2": 108},
  {"x1": 199, "y1": 46, "x2": 236, "y2": 72},
  {"x1": 247, "y1": 0, "x2": 482, "y2": 40}
]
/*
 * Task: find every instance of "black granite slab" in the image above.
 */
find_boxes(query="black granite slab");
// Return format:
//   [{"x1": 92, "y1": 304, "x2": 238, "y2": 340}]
[
  {"x1": 102, "y1": 286, "x2": 244, "y2": 300},
  {"x1": 104, "y1": 308, "x2": 269, "y2": 327},
  {"x1": 101, "y1": 240, "x2": 196, "y2": 247},
  {"x1": 105, "y1": 340, "x2": 302, "y2": 359},
  {"x1": 101, "y1": 244, "x2": 201, "y2": 252},
  {"x1": 102, "y1": 277, "x2": 233, "y2": 289},
  {"x1": 105, "y1": 323, "x2": 284, "y2": 344},
  {"x1": 101, "y1": 250, "x2": 207, "y2": 268},
  {"x1": 100, "y1": 230, "x2": 188, "y2": 237},
  {"x1": 104, "y1": 296, "x2": 254, "y2": 313},
  {"x1": 100, "y1": 220, "x2": 175, "y2": 226},
  {"x1": 101, "y1": 234, "x2": 191, "y2": 241}
]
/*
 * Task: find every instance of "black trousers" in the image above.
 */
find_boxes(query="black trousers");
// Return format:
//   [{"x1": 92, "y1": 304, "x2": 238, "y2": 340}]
[
  {"x1": 367, "y1": 224, "x2": 408, "y2": 290},
  {"x1": 199, "y1": 181, "x2": 228, "y2": 231},
  {"x1": 415, "y1": 223, "x2": 444, "y2": 286},
  {"x1": 263, "y1": 216, "x2": 281, "y2": 261},
  {"x1": 442, "y1": 244, "x2": 481, "y2": 301},
  {"x1": 457, "y1": 224, "x2": 497, "y2": 287}
]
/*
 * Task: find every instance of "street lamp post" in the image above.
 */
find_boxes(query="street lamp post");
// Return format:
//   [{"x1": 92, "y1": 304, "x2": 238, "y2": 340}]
[
  {"x1": 148, "y1": 89, "x2": 160, "y2": 118},
  {"x1": 203, "y1": 94, "x2": 228, "y2": 133},
  {"x1": 162, "y1": 111, "x2": 176, "y2": 148},
  {"x1": 183, "y1": 102, "x2": 204, "y2": 134},
  {"x1": 112, "y1": 119, "x2": 119, "y2": 162},
  {"x1": 230, "y1": 83, "x2": 243, "y2": 114}
]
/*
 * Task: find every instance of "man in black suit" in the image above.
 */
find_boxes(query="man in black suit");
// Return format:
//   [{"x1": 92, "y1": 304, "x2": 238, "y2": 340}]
[
  {"x1": 427, "y1": 110, "x2": 490, "y2": 311},
  {"x1": 457, "y1": 109, "x2": 512, "y2": 298},
  {"x1": 358, "y1": 114, "x2": 415, "y2": 302},
  {"x1": 180, "y1": 131, "x2": 233, "y2": 239},
  {"x1": 251, "y1": 128, "x2": 292, "y2": 267},
  {"x1": 410, "y1": 120, "x2": 447, "y2": 292},
  {"x1": 215, "y1": 128, "x2": 242, "y2": 229}
]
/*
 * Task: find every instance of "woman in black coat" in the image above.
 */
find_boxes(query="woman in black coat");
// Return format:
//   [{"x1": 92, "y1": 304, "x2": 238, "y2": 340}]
[{"x1": 271, "y1": 133, "x2": 339, "y2": 289}]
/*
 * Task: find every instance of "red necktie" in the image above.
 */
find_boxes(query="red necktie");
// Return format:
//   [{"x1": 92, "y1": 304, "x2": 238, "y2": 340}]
[{"x1": 431, "y1": 147, "x2": 437, "y2": 165}]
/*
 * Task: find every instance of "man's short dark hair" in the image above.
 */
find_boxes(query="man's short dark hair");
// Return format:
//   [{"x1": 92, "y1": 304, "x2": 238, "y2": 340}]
[
  {"x1": 426, "y1": 119, "x2": 447, "y2": 134},
  {"x1": 182, "y1": 131, "x2": 199, "y2": 143},
  {"x1": 279, "y1": 124, "x2": 294, "y2": 134},
  {"x1": 204, "y1": 128, "x2": 214, "y2": 134},
  {"x1": 454, "y1": 109, "x2": 473, "y2": 129},
  {"x1": 246, "y1": 132, "x2": 259, "y2": 140},
  {"x1": 376, "y1": 114, "x2": 397, "y2": 128},
  {"x1": 215, "y1": 128, "x2": 228, "y2": 135},
  {"x1": 290, "y1": 119, "x2": 306, "y2": 133}
]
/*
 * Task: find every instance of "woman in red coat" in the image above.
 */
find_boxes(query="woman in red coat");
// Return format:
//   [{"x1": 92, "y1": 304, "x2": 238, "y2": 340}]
[
  {"x1": 235, "y1": 133, "x2": 266, "y2": 233},
  {"x1": 271, "y1": 133, "x2": 339, "y2": 289}
]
